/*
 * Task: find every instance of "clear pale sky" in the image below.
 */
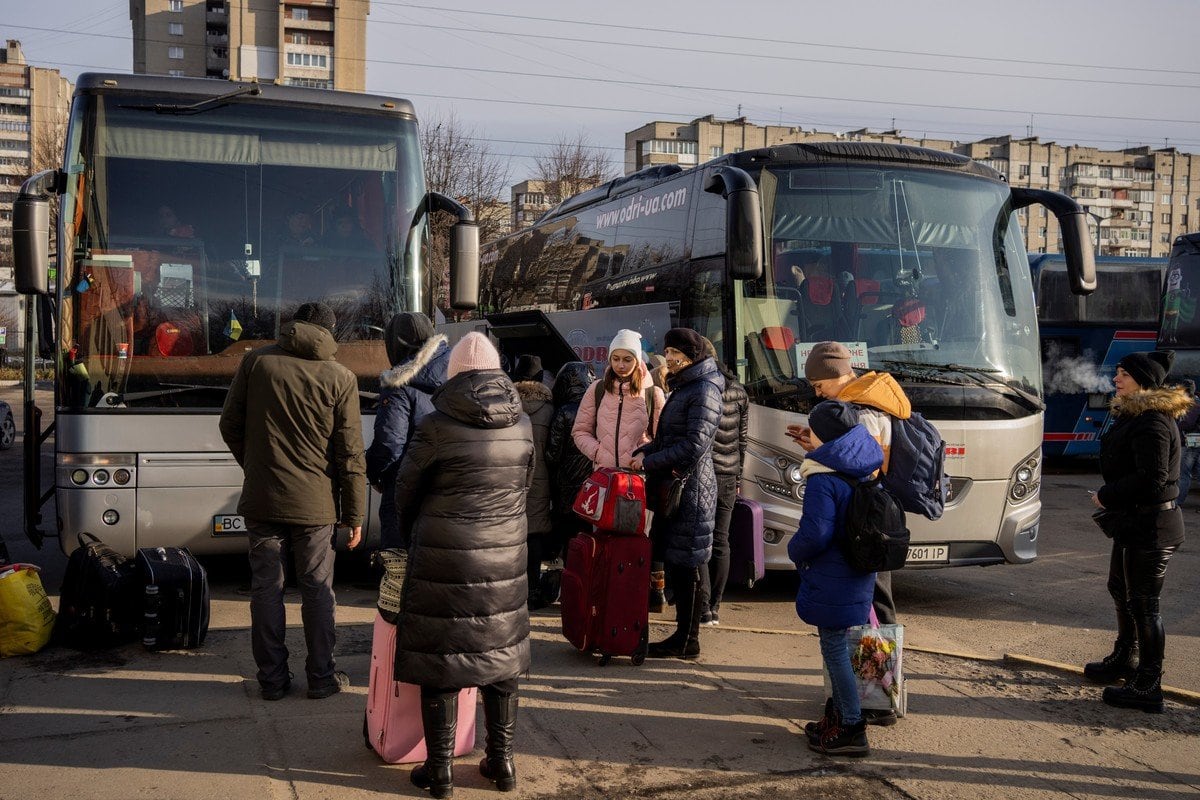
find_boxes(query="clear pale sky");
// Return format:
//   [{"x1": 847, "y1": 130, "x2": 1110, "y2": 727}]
[{"x1": 5, "y1": 0, "x2": 1198, "y2": 178}]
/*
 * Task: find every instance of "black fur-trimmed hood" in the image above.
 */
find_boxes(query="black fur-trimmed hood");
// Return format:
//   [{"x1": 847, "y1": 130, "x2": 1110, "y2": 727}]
[{"x1": 1110, "y1": 385, "x2": 1194, "y2": 419}]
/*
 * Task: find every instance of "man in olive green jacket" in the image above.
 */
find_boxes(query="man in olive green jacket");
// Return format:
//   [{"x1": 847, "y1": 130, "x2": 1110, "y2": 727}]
[{"x1": 220, "y1": 302, "x2": 366, "y2": 701}]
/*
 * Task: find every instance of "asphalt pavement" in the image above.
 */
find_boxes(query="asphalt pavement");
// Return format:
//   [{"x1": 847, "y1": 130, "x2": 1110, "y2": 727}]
[{"x1": 1, "y1": 384, "x2": 1198, "y2": 799}]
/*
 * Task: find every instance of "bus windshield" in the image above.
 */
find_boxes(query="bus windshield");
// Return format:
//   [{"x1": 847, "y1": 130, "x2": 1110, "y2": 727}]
[
  {"x1": 741, "y1": 165, "x2": 1041, "y2": 410},
  {"x1": 58, "y1": 93, "x2": 424, "y2": 409}
]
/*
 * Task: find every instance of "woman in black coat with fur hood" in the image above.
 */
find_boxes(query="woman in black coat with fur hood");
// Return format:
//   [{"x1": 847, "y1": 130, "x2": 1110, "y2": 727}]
[{"x1": 1087, "y1": 350, "x2": 1188, "y2": 714}]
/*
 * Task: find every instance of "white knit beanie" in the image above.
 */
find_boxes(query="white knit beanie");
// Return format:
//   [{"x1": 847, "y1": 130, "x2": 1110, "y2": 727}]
[
  {"x1": 609, "y1": 329, "x2": 643, "y2": 361},
  {"x1": 447, "y1": 332, "x2": 500, "y2": 378}
]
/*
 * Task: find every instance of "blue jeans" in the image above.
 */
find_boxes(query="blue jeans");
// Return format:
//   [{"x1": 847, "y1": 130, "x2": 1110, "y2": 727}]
[
  {"x1": 818, "y1": 627, "x2": 862, "y2": 726},
  {"x1": 1178, "y1": 447, "x2": 1200, "y2": 504}
]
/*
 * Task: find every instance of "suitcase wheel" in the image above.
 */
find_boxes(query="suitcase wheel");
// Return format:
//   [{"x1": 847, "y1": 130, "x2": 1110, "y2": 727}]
[
  {"x1": 631, "y1": 652, "x2": 645, "y2": 667},
  {"x1": 597, "y1": 653, "x2": 611, "y2": 667},
  {"x1": 362, "y1": 713, "x2": 372, "y2": 750},
  {"x1": 745, "y1": 561, "x2": 757, "y2": 589}
]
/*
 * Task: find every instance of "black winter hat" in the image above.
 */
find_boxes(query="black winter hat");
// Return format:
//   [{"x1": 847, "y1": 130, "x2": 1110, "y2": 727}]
[
  {"x1": 384, "y1": 312, "x2": 435, "y2": 366},
  {"x1": 1117, "y1": 350, "x2": 1175, "y2": 389},
  {"x1": 294, "y1": 302, "x2": 336, "y2": 334},
  {"x1": 808, "y1": 400, "x2": 860, "y2": 444},
  {"x1": 663, "y1": 327, "x2": 707, "y2": 363},
  {"x1": 512, "y1": 354, "x2": 545, "y2": 383}
]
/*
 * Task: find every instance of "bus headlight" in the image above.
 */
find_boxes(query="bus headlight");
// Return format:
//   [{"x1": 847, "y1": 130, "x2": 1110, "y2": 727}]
[
  {"x1": 785, "y1": 463, "x2": 804, "y2": 484},
  {"x1": 102, "y1": 509, "x2": 120, "y2": 526},
  {"x1": 70, "y1": 469, "x2": 89, "y2": 485},
  {"x1": 113, "y1": 469, "x2": 132, "y2": 486},
  {"x1": 1008, "y1": 451, "x2": 1041, "y2": 504},
  {"x1": 93, "y1": 469, "x2": 110, "y2": 485}
]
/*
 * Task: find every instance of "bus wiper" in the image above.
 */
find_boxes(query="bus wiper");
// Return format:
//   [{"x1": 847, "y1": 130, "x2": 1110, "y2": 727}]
[
  {"x1": 122, "y1": 84, "x2": 262, "y2": 115},
  {"x1": 106, "y1": 385, "x2": 230, "y2": 406},
  {"x1": 878, "y1": 360, "x2": 1044, "y2": 411}
]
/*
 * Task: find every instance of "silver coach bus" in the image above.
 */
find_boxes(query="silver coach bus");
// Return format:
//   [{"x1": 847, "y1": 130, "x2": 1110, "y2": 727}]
[
  {"x1": 477, "y1": 142, "x2": 1095, "y2": 572},
  {"x1": 12, "y1": 74, "x2": 478, "y2": 556}
]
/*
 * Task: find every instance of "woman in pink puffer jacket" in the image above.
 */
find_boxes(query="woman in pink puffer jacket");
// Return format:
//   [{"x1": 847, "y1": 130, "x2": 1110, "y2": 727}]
[{"x1": 572, "y1": 329, "x2": 665, "y2": 470}]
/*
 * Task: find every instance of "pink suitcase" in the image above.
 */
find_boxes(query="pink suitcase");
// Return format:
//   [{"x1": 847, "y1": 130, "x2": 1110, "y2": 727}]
[{"x1": 363, "y1": 612, "x2": 478, "y2": 764}]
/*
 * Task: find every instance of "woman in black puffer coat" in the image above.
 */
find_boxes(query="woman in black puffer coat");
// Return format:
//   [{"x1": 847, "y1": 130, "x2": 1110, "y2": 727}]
[
  {"x1": 701, "y1": 338, "x2": 749, "y2": 626},
  {"x1": 1087, "y1": 350, "x2": 1188, "y2": 715},
  {"x1": 632, "y1": 327, "x2": 724, "y2": 660},
  {"x1": 544, "y1": 362, "x2": 596, "y2": 545},
  {"x1": 393, "y1": 332, "x2": 534, "y2": 798}
]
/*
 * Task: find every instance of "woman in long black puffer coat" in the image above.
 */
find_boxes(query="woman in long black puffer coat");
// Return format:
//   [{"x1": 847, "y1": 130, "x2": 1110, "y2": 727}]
[
  {"x1": 393, "y1": 332, "x2": 534, "y2": 798},
  {"x1": 1088, "y1": 350, "x2": 1188, "y2": 714},
  {"x1": 632, "y1": 327, "x2": 723, "y2": 660}
]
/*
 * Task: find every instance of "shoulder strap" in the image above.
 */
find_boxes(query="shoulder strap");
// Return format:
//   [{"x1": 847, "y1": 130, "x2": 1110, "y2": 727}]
[
  {"x1": 644, "y1": 387, "x2": 656, "y2": 438},
  {"x1": 592, "y1": 381, "x2": 605, "y2": 436}
]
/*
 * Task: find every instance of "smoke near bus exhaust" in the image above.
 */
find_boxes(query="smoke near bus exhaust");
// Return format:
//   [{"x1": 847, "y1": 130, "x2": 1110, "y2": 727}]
[{"x1": 1042, "y1": 341, "x2": 1114, "y2": 395}]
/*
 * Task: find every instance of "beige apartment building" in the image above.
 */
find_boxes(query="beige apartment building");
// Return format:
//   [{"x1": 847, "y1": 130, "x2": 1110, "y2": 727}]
[
  {"x1": 0, "y1": 40, "x2": 71, "y2": 351},
  {"x1": 129, "y1": 0, "x2": 369, "y2": 91},
  {"x1": 623, "y1": 116, "x2": 1198, "y2": 258},
  {"x1": 511, "y1": 179, "x2": 550, "y2": 231}
]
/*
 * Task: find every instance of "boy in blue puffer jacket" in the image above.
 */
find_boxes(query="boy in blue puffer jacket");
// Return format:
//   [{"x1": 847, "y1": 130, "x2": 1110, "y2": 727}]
[{"x1": 788, "y1": 400, "x2": 882, "y2": 757}]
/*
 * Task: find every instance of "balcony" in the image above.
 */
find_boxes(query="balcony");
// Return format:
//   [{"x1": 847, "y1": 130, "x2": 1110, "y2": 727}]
[
  {"x1": 206, "y1": 33, "x2": 229, "y2": 45},
  {"x1": 206, "y1": 10, "x2": 228, "y2": 26},
  {"x1": 283, "y1": 18, "x2": 333, "y2": 32}
]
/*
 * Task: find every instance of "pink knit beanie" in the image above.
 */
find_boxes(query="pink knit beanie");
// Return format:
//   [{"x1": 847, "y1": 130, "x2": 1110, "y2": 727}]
[{"x1": 447, "y1": 331, "x2": 501, "y2": 378}]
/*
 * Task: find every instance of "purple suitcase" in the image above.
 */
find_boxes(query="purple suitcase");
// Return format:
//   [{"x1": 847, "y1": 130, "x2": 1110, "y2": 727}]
[{"x1": 728, "y1": 496, "x2": 765, "y2": 589}]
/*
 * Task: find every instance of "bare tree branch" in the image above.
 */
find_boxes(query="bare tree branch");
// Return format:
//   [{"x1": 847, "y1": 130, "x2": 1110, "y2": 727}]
[
  {"x1": 533, "y1": 132, "x2": 615, "y2": 208},
  {"x1": 420, "y1": 112, "x2": 511, "y2": 317}
]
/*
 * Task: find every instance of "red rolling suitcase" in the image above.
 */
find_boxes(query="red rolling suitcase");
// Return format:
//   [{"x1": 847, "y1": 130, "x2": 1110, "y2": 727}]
[
  {"x1": 560, "y1": 531, "x2": 650, "y2": 666},
  {"x1": 729, "y1": 496, "x2": 766, "y2": 589}
]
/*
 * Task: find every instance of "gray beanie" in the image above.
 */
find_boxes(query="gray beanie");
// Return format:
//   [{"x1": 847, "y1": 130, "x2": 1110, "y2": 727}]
[{"x1": 804, "y1": 341, "x2": 853, "y2": 381}]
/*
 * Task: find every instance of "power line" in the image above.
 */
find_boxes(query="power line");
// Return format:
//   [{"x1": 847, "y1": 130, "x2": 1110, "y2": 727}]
[
  {"x1": 367, "y1": 18, "x2": 1199, "y2": 91},
  {"x1": 8, "y1": 23, "x2": 1199, "y2": 126},
  {"x1": 368, "y1": 0, "x2": 1200, "y2": 77}
]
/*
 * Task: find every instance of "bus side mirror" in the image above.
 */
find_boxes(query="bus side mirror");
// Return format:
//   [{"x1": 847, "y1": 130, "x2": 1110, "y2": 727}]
[
  {"x1": 449, "y1": 221, "x2": 479, "y2": 311},
  {"x1": 704, "y1": 166, "x2": 763, "y2": 280},
  {"x1": 428, "y1": 191, "x2": 480, "y2": 311},
  {"x1": 13, "y1": 194, "x2": 50, "y2": 296},
  {"x1": 1012, "y1": 187, "x2": 1096, "y2": 295}
]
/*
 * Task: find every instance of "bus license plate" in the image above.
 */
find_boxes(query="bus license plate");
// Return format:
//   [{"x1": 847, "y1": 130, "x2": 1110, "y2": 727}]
[
  {"x1": 213, "y1": 515, "x2": 248, "y2": 536},
  {"x1": 906, "y1": 545, "x2": 948, "y2": 564}
]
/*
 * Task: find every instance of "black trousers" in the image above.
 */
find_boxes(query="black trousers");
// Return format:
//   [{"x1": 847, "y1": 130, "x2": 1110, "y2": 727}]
[
  {"x1": 1106, "y1": 542, "x2": 1177, "y2": 670},
  {"x1": 707, "y1": 474, "x2": 738, "y2": 613}
]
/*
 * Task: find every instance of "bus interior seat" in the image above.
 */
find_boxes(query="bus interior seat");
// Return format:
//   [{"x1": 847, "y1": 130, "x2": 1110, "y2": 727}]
[
  {"x1": 799, "y1": 275, "x2": 836, "y2": 339},
  {"x1": 745, "y1": 328, "x2": 796, "y2": 393}
]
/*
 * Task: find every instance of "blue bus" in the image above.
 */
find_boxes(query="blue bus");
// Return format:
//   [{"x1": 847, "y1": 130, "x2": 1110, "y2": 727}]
[{"x1": 1031, "y1": 254, "x2": 1167, "y2": 457}]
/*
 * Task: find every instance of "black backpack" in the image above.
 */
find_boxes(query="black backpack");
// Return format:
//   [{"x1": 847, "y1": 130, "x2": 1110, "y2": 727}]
[
  {"x1": 833, "y1": 474, "x2": 911, "y2": 573},
  {"x1": 55, "y1": 533, "x2": 143, "y2": 649},
  {"x1": 883, "y1": 412, "x2": 950, "y2": 520}
]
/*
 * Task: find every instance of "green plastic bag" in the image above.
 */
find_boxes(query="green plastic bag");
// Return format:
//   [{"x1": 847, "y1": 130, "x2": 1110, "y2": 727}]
[{"x1": 0, "y1": 563, "x2": 56, "y2": 657}]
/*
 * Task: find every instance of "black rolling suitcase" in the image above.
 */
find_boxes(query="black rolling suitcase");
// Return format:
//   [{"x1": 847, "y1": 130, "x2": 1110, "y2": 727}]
[{"x1": 137, "y1": 547, "x2": 210, "y2": 650}]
